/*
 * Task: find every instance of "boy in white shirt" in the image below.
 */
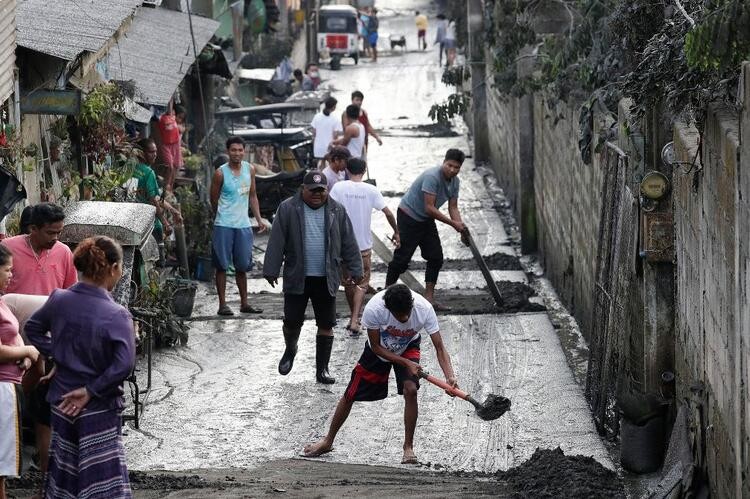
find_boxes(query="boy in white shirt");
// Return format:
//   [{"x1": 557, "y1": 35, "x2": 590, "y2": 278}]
[
  {"x1": 329, "y1": 158, "x2": 400, "y2": 334},
  {"x1": 302, "y1": 284, "x2": 458, "y2": 464},
  {"x1": 311, "y1": 97, "x2": 343, "y2": 168}
]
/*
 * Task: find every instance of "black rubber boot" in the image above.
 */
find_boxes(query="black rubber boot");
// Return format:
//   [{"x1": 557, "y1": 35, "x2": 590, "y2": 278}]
[
  {"x1": 278, "y1": 326, "x2": 301, "y2": 375},
  {"x1": 315, "y1": 335, "x2": 336, "y2": 384}
]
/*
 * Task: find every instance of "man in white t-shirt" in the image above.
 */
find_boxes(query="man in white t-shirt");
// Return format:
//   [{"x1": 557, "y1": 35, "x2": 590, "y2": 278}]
[
  {"x1": 311, "y1": 97, "x2": 343, "y2": 168},
  {"x1": 303, "y1": 284, "x2": 458, "y2": 465},
  {"x1": 330, "y1": 157, "x2": 400, "y2": 334}
]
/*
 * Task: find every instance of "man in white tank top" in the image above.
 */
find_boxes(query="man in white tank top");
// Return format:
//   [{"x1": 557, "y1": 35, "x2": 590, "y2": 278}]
[{"x1": 333, "y1": 105, "x2": 365, "y2": 159}]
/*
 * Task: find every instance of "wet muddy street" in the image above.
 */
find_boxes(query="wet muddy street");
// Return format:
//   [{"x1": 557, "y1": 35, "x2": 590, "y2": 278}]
[{"x1": 10, "y1": 2, "x2": 620, "y2": 497}]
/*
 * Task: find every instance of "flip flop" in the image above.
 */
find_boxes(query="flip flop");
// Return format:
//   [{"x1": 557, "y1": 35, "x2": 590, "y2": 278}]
[
  {"x1": 401, "y1": 453, "x2": 419, "y2": 465},
  {"x1": 345, "y1": 324, "x2": 361, "y2": 336},
  {"x1": 301, "y1": 446, "x2": 334, "y2": 458},
  {"x1": 240, "y1": 305, "x2": 263, "y2": 314},
  {"x1": 217, "y1": 305, "x2": 234, "y2": 316}
]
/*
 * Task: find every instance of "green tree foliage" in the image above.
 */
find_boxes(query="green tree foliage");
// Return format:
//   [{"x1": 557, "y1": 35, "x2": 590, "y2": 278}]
[{"x1": 482, "y1": 0, "x2": 748, "y2": 127}]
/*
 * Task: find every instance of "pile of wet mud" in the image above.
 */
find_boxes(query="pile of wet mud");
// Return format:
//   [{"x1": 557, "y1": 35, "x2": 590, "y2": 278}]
[
  {"x1": 381, "y1": 123, "x2": 459, "y2": 138},
  {"x1": 496, "y1": 447, "x2": 625, "y2": 498},
  {"x1": 128, "y1": 470, "x2": 244, "y2": 491},
  {"x1": 7, "y1": 470, "x2": 243, "y2": 492},
  {"x1": 370, "y1": 253, "x2": 523, "y2": 273},
  {"x1": 494, "y1": 281, "x2": 546, "y2": 313}
]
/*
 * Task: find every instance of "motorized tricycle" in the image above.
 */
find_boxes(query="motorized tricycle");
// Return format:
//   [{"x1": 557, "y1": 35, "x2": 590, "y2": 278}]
[{"x1": 318, "y1": 5, "x2": 360, "y2": 66}]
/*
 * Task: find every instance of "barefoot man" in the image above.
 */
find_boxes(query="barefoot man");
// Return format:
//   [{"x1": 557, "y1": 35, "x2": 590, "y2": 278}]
[{"x1": 303, "y1": 284, "x2": 458, "y2": 464}]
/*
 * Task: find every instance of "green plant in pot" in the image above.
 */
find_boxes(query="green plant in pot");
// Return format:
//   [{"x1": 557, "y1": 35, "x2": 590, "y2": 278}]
[
  {"x1": 182, "y1": 153, "x2": 205, "y2": 178},
  {"x1": 175, "y1": 186, "x2": 213, "y2": 276}
]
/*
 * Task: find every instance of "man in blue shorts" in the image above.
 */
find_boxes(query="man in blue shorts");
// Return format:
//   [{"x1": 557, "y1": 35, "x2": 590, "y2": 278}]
[
  {"x1": 210, "y1": 136, "x2": 267, "y2": 316},
  {"x1": 302, "y1": 284, "x2": 458, "y2": 464}
]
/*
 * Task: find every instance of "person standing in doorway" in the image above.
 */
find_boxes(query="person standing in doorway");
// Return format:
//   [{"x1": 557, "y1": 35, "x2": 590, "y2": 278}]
[
  {"x1": 311, "y1": 97, "x2": 343, "y2": 168},
  {"x1": 157, "y1": 101, "x2": 184, "y2": 194},
  {"x1": 1, "y1": 202, "x2": 77, "y2": 493},
  {"x1": 415, "y1": 11, "x2": 428, "y2": 50},
  {"x1": 263, "y1": 171, "x2": 363, "y2": 384},
  {"x1": 334, "y1": 105, "x2": 366, "y2": 160},
  {"x1": 210, "y1": 136, "x2": 267, "y2": 316},
  {"x1": 329, "y1": 158, "x2": 400, "y2": 334},
  {"x1": 26, "y1": 236, "x2": 135, "y2": 499},
  {"x1": 349, "y1": 90, "x2": 383, "y2": 162},
  {"x1": 385, "y1": 149, "x2": 467, "y2": 311},
  {"x1": 302, "y1": 284, "x2": 458, "y2": 464},
  {"x1": 435, "y1": 14, "x2": 447, "y2": 66},
  {"x1": 321, "y1": 146, "x2": 351, "y2": 190}
]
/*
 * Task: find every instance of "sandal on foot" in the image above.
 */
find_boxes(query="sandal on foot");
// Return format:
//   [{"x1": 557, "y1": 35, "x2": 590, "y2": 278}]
[
  {"x1": 345, "y1": 324, "x2": 361, "y2": 336},
  {"x1": 240, "y1": 304, "x2": 263, "y2": 314},
  {"x1": 217, "y1": 305, "x2": 234, "y2": 316},
  {"x1": 401, "y1": 452, "x2": 418, "y2": 464}
]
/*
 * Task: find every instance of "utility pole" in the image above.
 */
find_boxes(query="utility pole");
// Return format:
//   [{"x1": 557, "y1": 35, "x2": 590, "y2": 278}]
[{"x1": 467, "y1": 0, "x2": 488, "y2": 163}]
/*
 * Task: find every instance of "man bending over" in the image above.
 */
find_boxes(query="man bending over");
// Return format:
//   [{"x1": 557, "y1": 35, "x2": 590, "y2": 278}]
[{"x1": 302, "y1": 284, "x2": 457, "y2": 464}]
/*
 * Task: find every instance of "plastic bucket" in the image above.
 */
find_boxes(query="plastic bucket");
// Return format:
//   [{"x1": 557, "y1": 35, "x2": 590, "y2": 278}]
[
  {"x1": 170, "y1": 279, "x2": 197, "y2": 317},
  {"x1": 194, "y1": 256, "x2": 215, "y2": 282},
  {"x1": 620, "y1": 414, "x2": 665, "y2": 473}
]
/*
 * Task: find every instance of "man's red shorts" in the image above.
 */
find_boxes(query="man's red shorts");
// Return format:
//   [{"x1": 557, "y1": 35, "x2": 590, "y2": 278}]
[{"x1": 344, "y1": 337, "x2": 421, "y2": 402}]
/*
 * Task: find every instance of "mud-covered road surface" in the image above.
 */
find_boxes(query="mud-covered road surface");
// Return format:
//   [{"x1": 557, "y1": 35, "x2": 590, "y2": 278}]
[{"x1": 8, "y1": 1, "x2": 620, "y2": 497}]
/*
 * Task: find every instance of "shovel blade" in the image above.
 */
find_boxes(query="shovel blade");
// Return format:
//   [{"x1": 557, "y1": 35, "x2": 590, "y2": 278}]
[{"x1": 476, "y1": 394, "x2": 512, "y2": 421}]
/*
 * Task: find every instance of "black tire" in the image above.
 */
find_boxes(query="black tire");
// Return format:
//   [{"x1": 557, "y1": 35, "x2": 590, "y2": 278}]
[{"x1": 330, "y1": 56, "x2": 342, "y2": 70}]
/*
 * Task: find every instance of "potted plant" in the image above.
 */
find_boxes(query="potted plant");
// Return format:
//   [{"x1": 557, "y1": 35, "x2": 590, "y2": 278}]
[
  {"x1": 182, "y1": 153, "x2": 205, "y2": 179},
  {"x1": 175, "y1": 186, "x2": 214, "y2": 281}
]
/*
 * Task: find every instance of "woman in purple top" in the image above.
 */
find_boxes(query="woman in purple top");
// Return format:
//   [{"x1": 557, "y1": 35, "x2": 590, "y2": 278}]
[{"x1": 26, "y1": 236, "x2": 135, "y2": 499}]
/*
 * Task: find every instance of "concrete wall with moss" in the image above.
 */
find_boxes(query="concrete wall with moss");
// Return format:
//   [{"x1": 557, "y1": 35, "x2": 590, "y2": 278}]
[{"x1": 672, "y1": 63, "x2": 750, "y2": 496}]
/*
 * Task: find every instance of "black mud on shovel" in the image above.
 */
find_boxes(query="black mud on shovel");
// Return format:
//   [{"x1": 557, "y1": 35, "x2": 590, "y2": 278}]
[
  {"x1": 462, "y1": 229, "x2": 504, "y2": 308},
  {"x1": 419, "y1": 371, "x2": 511, "y2": 421}
]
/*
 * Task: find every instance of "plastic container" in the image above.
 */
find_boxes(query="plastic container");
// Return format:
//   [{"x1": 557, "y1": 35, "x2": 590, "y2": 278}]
[
  {"x1": 170, "y1": 279, "x2": 197, "y2": 317},
  {"x1": 620, "y1": 414, "x2": 666, "y2": 473},
  {"x1": 194, "y1": 256, "x2": 215, "y2": 282}
]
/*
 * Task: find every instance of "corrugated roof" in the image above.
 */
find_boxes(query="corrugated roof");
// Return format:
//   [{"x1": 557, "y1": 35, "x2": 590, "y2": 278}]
[
  {"x1": 16, "y1": 0, "x2": 141, "y2": 60},
  {"x1": 0, "y1": 0, "x2": 16, "y2": 103},
  {"x1": 109, "y1": 7, "x2": 220, "y2": 106}
]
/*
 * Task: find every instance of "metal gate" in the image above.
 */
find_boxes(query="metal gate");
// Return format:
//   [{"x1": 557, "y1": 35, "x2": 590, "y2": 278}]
[{"x1": 585, "y1": 141, "x2": 641, "y2": 438}]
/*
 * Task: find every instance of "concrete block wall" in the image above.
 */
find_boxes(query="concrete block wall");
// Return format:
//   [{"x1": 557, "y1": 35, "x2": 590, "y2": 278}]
[
  {"x1": 486, "y1": 83, "x2": 520, "y2": 212},
  {"x1": 533, "y1": 97, "x2": 603, "y2": 340},
  {"x1": 673, "y1": 103, "x2": 742, "y2": 498},
  {"x1": 739, "y1": 62, "x2": 750, "y2": 499}
]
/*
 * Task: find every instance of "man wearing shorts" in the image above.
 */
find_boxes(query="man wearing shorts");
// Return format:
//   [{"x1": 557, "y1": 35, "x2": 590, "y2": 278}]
[
  {"x1": 210, "y1": 136, "x2": 266, "y2": 316},
  {"x1": 348, "y1": 90, "x2": 383, "y2": 162},
  {"x1": 415, "y1": 11, "x2": 428, "y2": 50},
  {"x1": 329, "y1": 158, "x2": 400, "y2": 334},
  {"x1": 264, "y1": 171, "x2": 363, "y2": 384},
  {"x1": 303, "y1": 284, "x2": 458, "y2": 464}
]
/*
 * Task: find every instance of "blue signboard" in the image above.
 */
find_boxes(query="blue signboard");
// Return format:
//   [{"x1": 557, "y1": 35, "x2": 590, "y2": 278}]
[{"x1": 20, "y1": 90, "x2": 82, "y2": 115}]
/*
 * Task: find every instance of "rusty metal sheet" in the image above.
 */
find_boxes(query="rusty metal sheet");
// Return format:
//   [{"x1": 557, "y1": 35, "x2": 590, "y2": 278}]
[{"x1": 641, "y1": 212, "x2": 674, "y2": 262}]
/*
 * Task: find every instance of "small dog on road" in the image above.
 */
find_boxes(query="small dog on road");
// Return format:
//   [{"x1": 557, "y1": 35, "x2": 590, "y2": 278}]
[{"x1": 389, "y1": 34, "x2": 406, "y2": 51}]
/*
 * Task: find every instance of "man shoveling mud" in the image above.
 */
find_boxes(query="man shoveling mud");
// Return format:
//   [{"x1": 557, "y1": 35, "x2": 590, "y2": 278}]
[
  {"x1": 385, "y1": 149, "x2": 467, "y2": 311},
  {"x1": 303, "y1": 284, "x2": 457, "y2": 464}
]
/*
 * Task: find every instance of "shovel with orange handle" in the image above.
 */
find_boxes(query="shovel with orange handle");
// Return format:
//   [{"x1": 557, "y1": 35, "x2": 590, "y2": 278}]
[{"x1": 419, "y1": 370, "x2": 511, "y2": 421}]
